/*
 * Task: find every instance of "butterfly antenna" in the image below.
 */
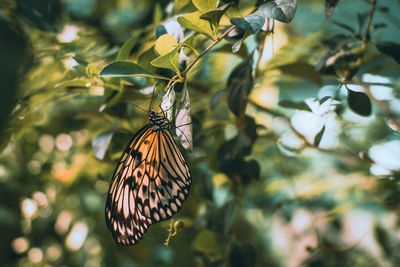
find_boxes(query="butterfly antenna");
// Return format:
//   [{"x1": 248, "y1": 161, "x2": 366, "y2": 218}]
[
  {"x1": 126, "y1": 101, "x2": 148, "y2": 113},
  {"x1": 149, "y1": 83, "x2": 159, "y2": 113}
]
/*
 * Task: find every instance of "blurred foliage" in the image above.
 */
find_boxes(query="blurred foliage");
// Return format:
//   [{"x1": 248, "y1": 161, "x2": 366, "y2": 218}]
[{"x1": 1, "y1": 0, "x2": 400, "y2": 266}]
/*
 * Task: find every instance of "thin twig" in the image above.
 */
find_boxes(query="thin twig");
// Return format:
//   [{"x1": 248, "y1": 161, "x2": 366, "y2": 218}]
[{"x1": 362, "y1": 0, "x2": 377, "y2": 48}]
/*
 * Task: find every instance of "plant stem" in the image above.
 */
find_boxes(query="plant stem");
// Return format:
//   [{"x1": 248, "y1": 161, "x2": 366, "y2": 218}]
[{"x1": 362, "y1": 0, "x2": 377, "y2": 48}]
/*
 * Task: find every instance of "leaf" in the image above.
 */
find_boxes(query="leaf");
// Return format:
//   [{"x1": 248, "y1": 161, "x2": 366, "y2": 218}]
[
  {"x1": 99, "y1": 61, "x2": 168, "y2": 80},
  {"x1": 155, "y1": 34, "x2": 178, "y2": 56},
  {"x1": 313, "y1": 125, "x2": 325, "y2": 147},
  {"x1": 193, "y1": 229, "x2": 222, "y2": 261},
  {"x1": 227, "y1": 55, "x2": 254, "y2": 117},
  {"x1": 116, "y1": 32, "x2": 140, "y2": 60},
  {"x1": 229, "y1": 242, "x2": 257, "y2": 267},
  {"x1": 175, "y1": 86, "x2": 193, "y2": 152},
  {"x1": 278, "y1": 62, "x2": 322, "y2": 86},
  {"x1": 325, "y1": 0, "x2": 340, "y2": 22},
  {"x1": 72, "y1": 65, "x2": 88, "y2": 77},
  {"x1": 199, "y1": 3, "x2": 231, "y2": 27},
  {"x1": 155, "y1": 24, "x2": 167, "y2": 39},
  {"x1": 347, "y1": 88, "x2": 372, "y2": 116},
  {"x1": 55, "y1": 79, "x2": 92, "y2": 89},
  {"x1": 150, "y1": 46, "x2": 180, "y2": 73},
  {"x1": 332, "y1": 21, "x2": 355, "y2": 34},
  {"x1": 259, "y1": 0, "x2": 297, "y2": 23},
  {"x1": 192, "y1": 0, "x2": 217, "y2": 12},
  {"x1": 92, "y1": 131, "x2": 114, "y2": 160},
  {"x1": 279, "y1": 100, "x2": 311, "y2": 111},
  {"x1": 230, "y1": 13, "x2": 265, "y2": 34},
  {"x1": 177, "y1": 11, "x2": 215, "y2": 38},
  {"x1": 376, "y1": 42, "x2": 400, "y2": 64},
  {"x1": 210, "y1": 89, "x2": 225, "y2": 110}
]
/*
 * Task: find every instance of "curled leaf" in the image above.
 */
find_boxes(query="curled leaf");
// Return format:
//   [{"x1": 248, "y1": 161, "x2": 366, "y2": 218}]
[
  {"x1": 175, "y1": 86, "x2": 193, "y2": 152},
  {"x1": 92, "y1": 131, "x2": 114, "y2": 160}
]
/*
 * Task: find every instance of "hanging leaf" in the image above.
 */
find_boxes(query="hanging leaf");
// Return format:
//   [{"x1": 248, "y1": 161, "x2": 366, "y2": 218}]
[
  {"x1": 175, "y1": 86, "x2": 193, "y2": 152},
  {"x1": 92, "y1": 131, "x2": 114, "y2": 160},
  {"x1": 230, "y1": 13, "x2": 265, "y2": 34},
  {"x1": 278, "y1": 62, "x2": 322, "y2": 86},
  {"x1": 347, "y1": 88, "x2": 372, "y2": 116},
  {"x1": 100, "y1": 61, "x2": 168, "y2": 80},
  {"x1": 227, "y1": 54, "x2": 254, "y2": 116},
  {"x1": 376, "y1": 42, "x2": 400, "y2": 64},
  {"x1": 325, "y1": 0, "x2": 340, "y2": 22},
  {"x1": 259, "y1": 0, "x2": 297, "y2": 23}
]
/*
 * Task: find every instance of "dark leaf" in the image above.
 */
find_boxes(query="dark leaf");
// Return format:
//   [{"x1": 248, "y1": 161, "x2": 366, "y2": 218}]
[
  {"x1": 332, "y1": 21, "x2": 355, "y2": 34},
  {"x1": 314, "y1": 125, "x2": 325, "y2": 147},
  {"x1": 347, "y1": 89, "x2": 372, "y2": 116},
  {"x1": 155, "y1": 24, "x2": 167, "y2": 39},
  {"x1": 325, "y1": 0, "x2": 340, "y2": 21},
  {"x1": 357, "y1": 11, "x2": 369, "y2": 33},
  {"x1": 16, "y1": 0, "x2": 62, "y2": 31},
  {"x1": 230, "y1": 14, "x2": 265, "y2": 34},
  {"x1": 278, "y1": 62, "x2": 322, "y2": 86},
  {"x1": 259, "y1": 0, "x2": 297, "y2": 23},
  {"x1": 92, "y1": 131, "x2": 114, "y2": 160},
  {"x1": 117, "y1": 32, "x2": 140, "y2": 60},
  {"x1": 279, "y1": 100, "x2": 311, "y2": 111},
  {"x1": 227, "y1": 54, "x2": 254, "y2": 116},
  {"x1": 374, "y1": 225, "x2": 392, "y2": 257},
  {"x1": 200, "y1": 3, "x2": 232, "y2": 27},
  {"x1": 241, "y1": 159, "x2": 260, "y2": 184},
  {"x1": 376, "y1": 42, "x2": 400, "y2": 64},
  {"x1": 72, "y1": 65, "x2": 88, "y2": 77},
  {"x1": 229, "y1": 242, "x2": 257, "y2": 267},
  {"x1": 100, "y1": 61, "x2": 168, "y2": 80}
]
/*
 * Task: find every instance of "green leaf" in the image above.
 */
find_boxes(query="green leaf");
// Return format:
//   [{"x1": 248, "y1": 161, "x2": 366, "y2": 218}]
[
  {"x1": 347, "y1": 89, "x2": 372, "y2": 116},
  {"x1": 230, "y1": 14, "x2": 265, "y2": 34},
  {"x1": 155, "y1": 24, "x2": 167, "y2": 39},
  {"x1": 227, "y1": 54, "x2": 254, "y2": 116},
  {"x1": 210, "y1": 89, "x2": 225, "y2": 110},
  {"x1": 199, "y1": 3, "x2": 231, "y2": 27},
  {"x1": 278, "y1": 62, "x2": 322, "y2": 86},
  {"x1": 92, "y1": 131, "x2": 114, "y2": 160},
  {"x1": 150, "y1": 46, "x2": 180, "y2": 73},
  {"x1": 279, "y1": 100, "x2": 311, "y2": 111},
  {"x1": 177, "y1": 11, "x2": 216, "y2": 38},
  {"x1": 376, "y1": 42, "x2": 400, "y2": 64},
  {"x1": 72, "y1": 65, "x2": 88, "y2": 78},
  {"x1": 259, "y1": 0, "x2": 297, "y2": 23},
  {"x1": 116, "y1": 32, "x2": 140, "y2": 60},
  {"x1": 100, "y1": 61, "x2": 168, "y2": 80},
  {"x1": 193, "y1": 229, "x2": 222, "y2": 261},
  {"x1": 314, "y1": 125, "x2": 325, "y2": 147},
  {"x1": 192, "y1": 0, "x2": 217, "y2": 12},
  {"x1": 55, "y1": 79, "x2": 92, "y2": 89}
]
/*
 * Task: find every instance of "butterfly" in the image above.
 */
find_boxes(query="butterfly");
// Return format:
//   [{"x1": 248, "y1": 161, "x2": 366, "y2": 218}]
[{"x1": 105, "y1": 110, "x2": 191, "y2": 246}]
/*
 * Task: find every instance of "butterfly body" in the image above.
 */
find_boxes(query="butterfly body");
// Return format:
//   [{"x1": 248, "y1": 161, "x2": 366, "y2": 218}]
[{"x1": 105, "y1": 111, "x2": 191, "y2": 246}]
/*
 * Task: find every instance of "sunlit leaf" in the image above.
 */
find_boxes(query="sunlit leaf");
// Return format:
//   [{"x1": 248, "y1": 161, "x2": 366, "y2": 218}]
[
  {"x1": 177, "y1": 11, "x2": 215, "y2": 38},
  {"x1": 193, "y1": 229, "x2": 222, "y2": 261},
  {"x1": 192, "y1": 0, "x2": 217, "y2": 12},
  {"x1": 100, "y1": 61, "x2": 169, "y2": 80},
  {"x1": 175, "y1": 86, "x2": 192, "y2": 152},
  {"x1": 150, "y1": 46, "x2": 180, "y2": 73},
  {"x1": 155, "y1": 34, "x2": 178, "y2": 56},
  {"x1": 55, "y1": 79, "x2": 92, "y2": 89},
  {"x1": 227, "y1": 54, "x2": 254, "y2": 116},
  {"x1": 199, "y1": 3, "x2": 231, "y2": 27},
  {"x1": 259, "y1": 0, "x2": 297, "y2": 23},
  {"x1": 230, "y1": 14, "x2": 265, "y2": 34},
  {"x1": 92, "y1": 131, "x2": 114, "y2": 160}
]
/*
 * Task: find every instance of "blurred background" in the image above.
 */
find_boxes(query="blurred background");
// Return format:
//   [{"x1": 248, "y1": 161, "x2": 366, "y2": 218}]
[{"x1": 1, "y1": 0, "x2": 400, "y2": 266}]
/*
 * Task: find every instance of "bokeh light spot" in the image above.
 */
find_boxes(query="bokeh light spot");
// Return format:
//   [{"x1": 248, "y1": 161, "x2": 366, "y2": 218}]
[
  {"x1": 39, "y1": 135, "x2": 55, "y2": 154},
  {"x1": 27, "y1": 247, "x2": 43, "y2": 264},
  {"x1": 21, "y1": 198, "x2": 37, "y2": 218},
  {"x1": 66, "y1": 222, "x2": 88, "y2": 251},
  {"x1": 56, "y1": 134, "x2": 73, "y2": 151},
  {"x1": 11, "y1": 237, "x2": 29, "y2": 254}
]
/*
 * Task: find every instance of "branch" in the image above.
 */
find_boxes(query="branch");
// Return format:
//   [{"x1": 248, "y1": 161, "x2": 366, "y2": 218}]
[{"x1": 362, "y1": 0, "x2": 377, "y2": 48}]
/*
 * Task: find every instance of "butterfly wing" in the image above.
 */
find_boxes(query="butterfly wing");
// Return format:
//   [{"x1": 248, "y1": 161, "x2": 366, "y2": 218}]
[
  {"x1": 105, "y1": 123, "x2": 191, "y2": 245},
  {"x1": 105, "y1": 124, "x2": 153, "y2": 246},
  {"x1": 135, "y1": 128, "x2": 191, "y2": 224}
]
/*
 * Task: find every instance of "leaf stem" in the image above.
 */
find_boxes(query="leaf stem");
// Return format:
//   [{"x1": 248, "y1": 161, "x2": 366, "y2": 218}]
[{"x1": 362, "y1": 0, "x2": 377, "y2": 48}]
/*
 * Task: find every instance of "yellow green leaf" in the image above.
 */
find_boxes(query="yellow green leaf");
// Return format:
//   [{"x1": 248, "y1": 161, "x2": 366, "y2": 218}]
[
  {"x1": 155, "y1": 34, "x2": 178, "y2": 56},
  {"x1": 177, "y1": 11, "x2": 216, "y2": 39}
]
